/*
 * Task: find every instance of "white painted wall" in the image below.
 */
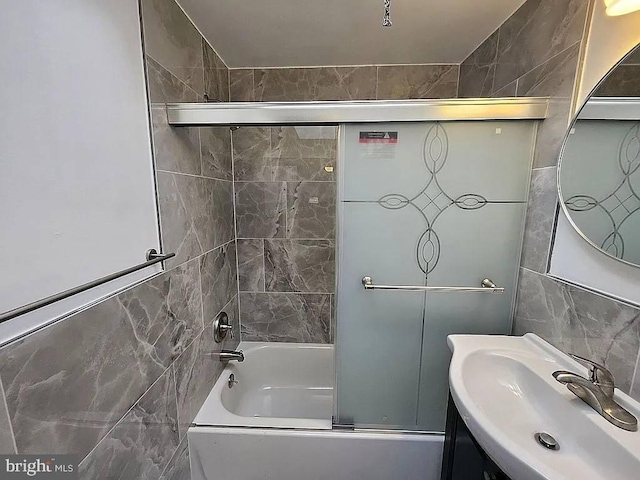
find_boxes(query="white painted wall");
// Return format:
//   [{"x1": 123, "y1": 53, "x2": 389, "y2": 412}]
[
  {"x1": 0, "y1": 0, "x2": 160, "y2": 344},
  {"x1": 550, "y1": 2, "x2": 640, "y2": 306}
]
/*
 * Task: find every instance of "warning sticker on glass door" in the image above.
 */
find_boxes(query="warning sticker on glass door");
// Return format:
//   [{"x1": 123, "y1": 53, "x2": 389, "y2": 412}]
[
  {"x1": 358, "y1": 131, "x2": 398, "y2": 159},
  {"x1": 359, "y1": 131, "x2": 398, "y2": 143}
]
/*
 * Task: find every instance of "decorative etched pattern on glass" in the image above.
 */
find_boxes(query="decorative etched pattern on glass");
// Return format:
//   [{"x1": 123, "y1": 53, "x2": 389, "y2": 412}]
[
  {"x1": 337, "y1": 120, "x2": 534, "y2": 431},
  {"x1": 376, "y1": 123, "x2": 495, "y2": 275},
  {"x1": 565, "y1": 122, "x2": 640, "y2": 259}
]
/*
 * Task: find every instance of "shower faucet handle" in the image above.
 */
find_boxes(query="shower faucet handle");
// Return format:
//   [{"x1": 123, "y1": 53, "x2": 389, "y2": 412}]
[
  {"x1": 220, "y1": 323, "x2": 234, "y2": 339},
  {"x1": 213, "y1": 311, "x2": 234, "y2": 342}
]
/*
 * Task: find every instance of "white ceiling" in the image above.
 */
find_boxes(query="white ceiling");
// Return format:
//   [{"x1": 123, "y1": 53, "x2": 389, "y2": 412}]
[{"x1": 177, "y1": 0, "x2": 527, "y2": 68}]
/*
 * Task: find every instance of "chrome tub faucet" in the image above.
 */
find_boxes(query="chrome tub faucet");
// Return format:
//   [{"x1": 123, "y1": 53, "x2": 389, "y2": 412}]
[{"x1": 218, "y1": 350, "x2": 244, "y2": 362}]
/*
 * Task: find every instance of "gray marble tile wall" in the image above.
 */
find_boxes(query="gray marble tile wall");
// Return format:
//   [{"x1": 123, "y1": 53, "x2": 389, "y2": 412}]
[
  {"x1": 0, "y1": 257, "x2": 239, "y2": 475},
  {"x1": 594, "y1": 45, "x2": 640, "y2": 96},
  {"x1": 0, "y1": 1, "x2": 237, "y2": 479},
  {"x1": 229, "y1": 65, "x2": 459, "y2": 101},
  {"x1": 459, "y1": 0, "x2": 588, "y2": 100},
  {"x1": 461, "y1": 0, "x2": 640, "y2": 402},
  {"x1": 234, "y1": 126, "x2": 337, "y2": 343},
  {"x1": 513, "y1": 269, "x2": 640, "y2": 401},
  {"x1": 142, "y1": 0, "x2": 229, "y2": 103}
]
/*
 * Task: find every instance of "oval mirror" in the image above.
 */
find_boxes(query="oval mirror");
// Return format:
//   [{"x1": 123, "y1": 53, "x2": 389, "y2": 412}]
[{"x1": 559, "y1": 43, "x2": 640, "y2": 266}]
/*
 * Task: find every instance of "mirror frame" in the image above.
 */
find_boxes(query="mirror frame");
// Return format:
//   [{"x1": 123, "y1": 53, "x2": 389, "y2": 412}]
[{"x1": 556, "y1": 43, "x2": 640, "y2": 269}]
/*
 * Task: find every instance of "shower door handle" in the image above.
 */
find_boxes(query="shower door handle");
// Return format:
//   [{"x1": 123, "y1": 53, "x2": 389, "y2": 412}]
[{"x1": 361, "y1": 276, "x2": 505, "y2": 293}]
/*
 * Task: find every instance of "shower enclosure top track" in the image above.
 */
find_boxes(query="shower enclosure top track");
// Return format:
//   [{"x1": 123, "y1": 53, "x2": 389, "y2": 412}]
[{"x1": 165, "y1": 98, "x2": 549, "y2": 126}]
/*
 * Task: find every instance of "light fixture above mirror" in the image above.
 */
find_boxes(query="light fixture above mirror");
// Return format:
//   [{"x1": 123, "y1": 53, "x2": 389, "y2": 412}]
[{"x1": 605, "y1": 0, "x2": 640, "y2": 16}]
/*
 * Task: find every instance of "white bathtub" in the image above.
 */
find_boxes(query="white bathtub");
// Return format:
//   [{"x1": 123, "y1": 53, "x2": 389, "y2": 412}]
[
  {"x1": 193, "y1": 342, "x2": 333, "y2": 429},
  {"x1": 189, "y1": 342, "x2": 443, "y2": 480}
]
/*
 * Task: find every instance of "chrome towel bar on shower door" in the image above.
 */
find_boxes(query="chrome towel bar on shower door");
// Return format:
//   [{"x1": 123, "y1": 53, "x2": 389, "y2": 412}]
[{"x1": 361, "y1": 276, "x2": 505, "y2": 293}]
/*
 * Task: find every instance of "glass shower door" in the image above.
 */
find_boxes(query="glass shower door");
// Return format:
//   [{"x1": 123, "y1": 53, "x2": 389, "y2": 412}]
[{"x1": 335, "y1": 121, "x2": 536, "y2": 431}]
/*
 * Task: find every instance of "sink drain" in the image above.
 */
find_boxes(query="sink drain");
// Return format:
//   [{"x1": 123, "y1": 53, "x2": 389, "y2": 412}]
[{"x1": 535, "y1": 432, "x2": 559, "y2": 451}]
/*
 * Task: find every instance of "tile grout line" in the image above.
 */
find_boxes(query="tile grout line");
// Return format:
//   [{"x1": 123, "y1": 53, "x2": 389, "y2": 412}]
[
  {"x1": 156, "y1": 169, "x2": 234, "y2": 183},
  {"x1": 527, "y1": 267, "x2": 640, "y2": 311},
  {"x1": 166, "y1": 363, "x2": 181, "y2": 478},
  {"x1": 0, "y1": 375, "x2": 18, "y2": 454},
  {"x1": 236, "y1": 238, "x2": 335, "y2": 241},
  {"x1": 490, "y1": 26, "x2": 500, "y2": 95},
  {"x1": 251, "y1": 69, "x2": 256, "y2": 101},
  {"x1": 231, "y1": 62, "x2": 460, "y2": 70},
  {"x1": 238, "y1": 291, "x2": 334, "y2": 296},
  {"x1": 163, "y1": 238, "x2": 235, "y2": 275},
  {"x1": 518, "y1": 40, "x2": 583, "y2": 97},
  {"x1": 175, "y1": 1, "x2": 230, "y2": 70},
  {"x1": 146, "y1": 53, "x2": 201, "y2": 101},
  {"x1": 78, "y1": 363, "x2": 175, "y2": 467},
  {"x1": 158, "y1": 422, "x2": 185, "y2": 480},
  {"x1": 521, "y1": 266, "x2": 544, "y2": 276},
  {"x1": 227, "y1": 64, "x2": 231, "y2": 102},
  {"x1": 494, "y1": 30, "x2": 583, "y2": 97},
  {"x1": 235, "y1": 180, "x2": 337, "y2": 184}
]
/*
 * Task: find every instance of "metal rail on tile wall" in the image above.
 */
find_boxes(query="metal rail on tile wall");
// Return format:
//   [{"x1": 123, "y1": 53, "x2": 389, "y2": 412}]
[{"x1": 0, "y1": 249, "x2": 175, "y2": 324}]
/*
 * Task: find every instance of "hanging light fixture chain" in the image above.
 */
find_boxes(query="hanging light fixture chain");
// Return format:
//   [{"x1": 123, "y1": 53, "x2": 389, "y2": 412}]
[{"x1": 383, "y1": 0, "x2": 392, "y2": 27}]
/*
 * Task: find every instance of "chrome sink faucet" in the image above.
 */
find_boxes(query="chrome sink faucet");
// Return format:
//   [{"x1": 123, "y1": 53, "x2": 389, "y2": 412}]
[{"x1": 553, "y1": 354, "x2": 637, "y2": 432}]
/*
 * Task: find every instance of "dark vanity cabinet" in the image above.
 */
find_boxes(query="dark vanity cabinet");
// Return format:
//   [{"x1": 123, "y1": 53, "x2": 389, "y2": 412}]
[{"x1": 440, "y1": 394, "x2": 512, "y2": 480}]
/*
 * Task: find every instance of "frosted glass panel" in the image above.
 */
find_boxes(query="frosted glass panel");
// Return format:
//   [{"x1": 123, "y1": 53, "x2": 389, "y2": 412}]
[
  {"x1": 416, "y1": 204, "x2": 526, "y2": 428},
  {"x1": 336, "y1": 204, "x2": 426, "y2": 428},
  {"x1": 342, "y1": 122, "x2": 533, "y2": 202},
  {"x1": 336, "y1": 121, "x2": 535, "y2": 431}
]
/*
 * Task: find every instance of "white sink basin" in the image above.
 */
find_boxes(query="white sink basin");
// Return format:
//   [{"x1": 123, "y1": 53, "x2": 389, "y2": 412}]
[{"x1": 448, "y1": 334, "x2": 640, "y2": 480}]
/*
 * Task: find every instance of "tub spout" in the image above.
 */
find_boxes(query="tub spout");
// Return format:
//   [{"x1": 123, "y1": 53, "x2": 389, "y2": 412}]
[{"x1": 219, "y1": 350, "x2": 244, "y2": 362}]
